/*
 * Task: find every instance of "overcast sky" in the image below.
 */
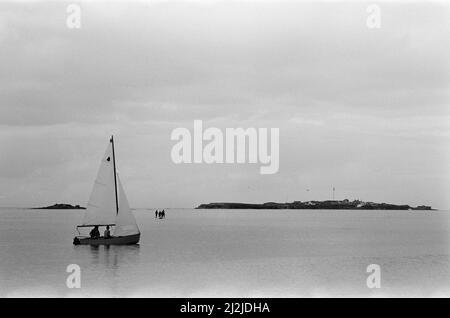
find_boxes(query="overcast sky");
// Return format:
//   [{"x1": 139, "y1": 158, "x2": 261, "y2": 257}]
[{"x1": 0, "y1": 0, "x2": 449, "y2": 209}]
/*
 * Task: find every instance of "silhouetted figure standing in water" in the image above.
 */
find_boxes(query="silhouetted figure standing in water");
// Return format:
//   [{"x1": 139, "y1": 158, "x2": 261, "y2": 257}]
[
  {"x1": 162, "y1": 209, "x2": 165, "y2": 219},
  {"x1": 155, "y1": 210, "x2": 158, "y2": 218}
]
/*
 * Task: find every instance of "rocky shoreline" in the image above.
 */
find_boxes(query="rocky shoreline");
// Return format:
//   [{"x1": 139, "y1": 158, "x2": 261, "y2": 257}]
[{"x1": 196, "y1": 200, "x2": 434, "y2": 210}]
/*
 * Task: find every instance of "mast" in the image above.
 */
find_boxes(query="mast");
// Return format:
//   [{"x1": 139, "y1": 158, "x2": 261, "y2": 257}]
[{"x1": 111, "y1": 135, "x2": 119, "y2": 215}]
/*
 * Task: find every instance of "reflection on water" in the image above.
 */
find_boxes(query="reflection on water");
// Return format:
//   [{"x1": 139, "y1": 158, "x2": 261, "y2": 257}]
[
  {"x1": 75, "y1": 244, "x2": 141, "y2": 270},
  {"x1": 70, "y1": 244, "x2": 141, "y2": 295},
  {"x1": 0, "y1": 208, "x2": 449, "y2": 297}
]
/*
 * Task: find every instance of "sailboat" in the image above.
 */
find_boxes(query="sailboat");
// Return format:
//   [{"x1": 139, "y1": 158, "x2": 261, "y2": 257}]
[{"x1": 73, "y1": 136, "x2": 140, "y2": 245}]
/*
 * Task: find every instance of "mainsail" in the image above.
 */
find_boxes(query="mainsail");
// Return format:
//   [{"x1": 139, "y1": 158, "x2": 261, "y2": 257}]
[
  {"x1": 82, "y1": 142, "x2": 116, "y2": 226},
  {"x1": 80, "y1": 137, "x2": 140, "y2": 237}
]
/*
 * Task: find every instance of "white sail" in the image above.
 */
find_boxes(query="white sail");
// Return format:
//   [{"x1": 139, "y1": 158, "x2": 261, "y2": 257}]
[
  {"x1": 81, "y1": 142, "x2": 117, "y2": 226},
  {"x1": 113, "y1": 175, "x2": 140, "y2": 237}
]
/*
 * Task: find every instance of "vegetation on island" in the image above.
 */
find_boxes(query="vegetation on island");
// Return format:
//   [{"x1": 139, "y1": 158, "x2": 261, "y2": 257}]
[
  {"x1": 196, "y1": 200, "x2": 434, "y2": 210},
  {"x1": 33, "y1": 203, "x2": 86, "y2": 210}
]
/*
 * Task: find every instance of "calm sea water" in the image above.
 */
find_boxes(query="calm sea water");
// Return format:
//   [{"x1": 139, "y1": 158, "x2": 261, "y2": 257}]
[{"x1": 0, "y1": 208, "x2": 449, "y2": 297}]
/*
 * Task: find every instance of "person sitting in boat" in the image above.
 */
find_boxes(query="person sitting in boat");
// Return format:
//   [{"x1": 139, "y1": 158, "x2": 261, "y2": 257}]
[
  {"x1": 90, "y1": 226, "x2": 100, "y2": 239},
  {"x1": 104, "y1": 225, "x2": 111, "y2": 239}
]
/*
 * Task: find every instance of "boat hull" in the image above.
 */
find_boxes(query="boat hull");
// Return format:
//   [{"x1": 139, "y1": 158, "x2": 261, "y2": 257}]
[{"x1": 73, "y1": 233, "x2": 140, "y2": 245}]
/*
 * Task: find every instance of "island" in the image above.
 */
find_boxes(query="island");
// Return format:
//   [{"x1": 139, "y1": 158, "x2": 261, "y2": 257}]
[
  {"x1": 32, "y1": 203, "x2": 86, "y2": 210},
  {"x1": 196, "y1": 199, "x2": 434, "y2": 210}
]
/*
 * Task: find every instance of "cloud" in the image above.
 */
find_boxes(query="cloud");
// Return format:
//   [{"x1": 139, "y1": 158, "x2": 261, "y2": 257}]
[{"x1": 0, "y1": 1, "x2": 449, "y2": 208}]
